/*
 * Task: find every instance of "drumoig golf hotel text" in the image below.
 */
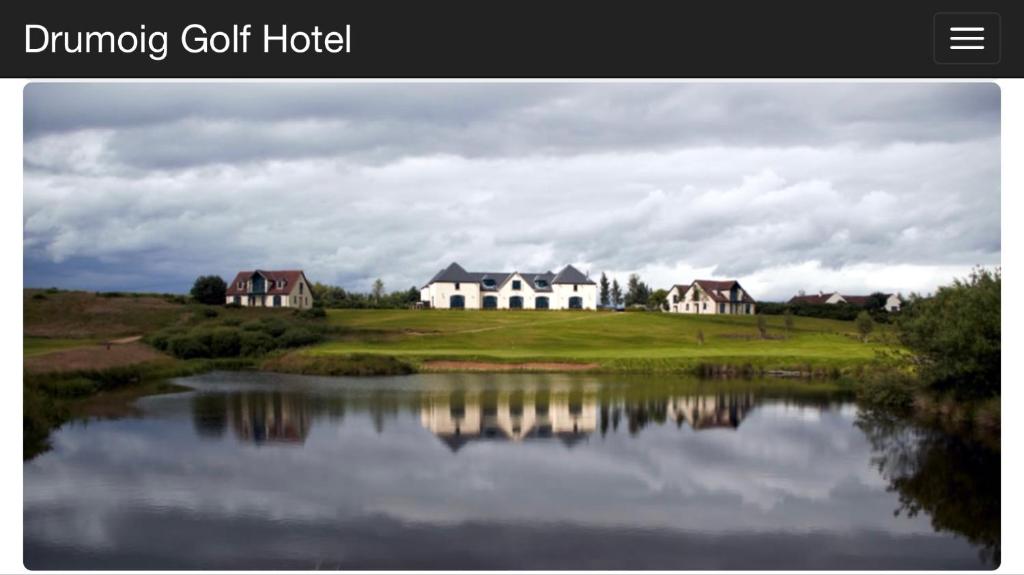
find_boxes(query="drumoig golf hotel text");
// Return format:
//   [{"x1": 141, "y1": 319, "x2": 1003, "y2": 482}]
[{"x1": 25, "y1": 23, "x2": 352, "y2": 61}]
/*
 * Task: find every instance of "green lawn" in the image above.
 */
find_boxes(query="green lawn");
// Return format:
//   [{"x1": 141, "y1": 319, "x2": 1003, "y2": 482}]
[
  {"x1": 23, "y1": 336, "x2": 98, "y2": 357},
  {"x1": 310, "y1": 309, "x2": 892, "y2": 371}
]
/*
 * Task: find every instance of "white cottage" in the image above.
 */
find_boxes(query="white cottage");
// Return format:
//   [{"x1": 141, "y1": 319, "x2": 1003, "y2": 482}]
[
  {"x1": 225, "y1": 270, "x2": 314, "y2": 309},
  {"x1": 666, "y1": 279, "x2": 756, "y2": 315},
  {"x1": 420, "y1": 262, "x2": 598, "y2": 310}
]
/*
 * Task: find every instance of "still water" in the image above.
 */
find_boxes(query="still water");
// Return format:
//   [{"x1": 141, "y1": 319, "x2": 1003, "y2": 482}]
[{"x1": 24, "y1": 371, "x2": 998, "y2": 570}]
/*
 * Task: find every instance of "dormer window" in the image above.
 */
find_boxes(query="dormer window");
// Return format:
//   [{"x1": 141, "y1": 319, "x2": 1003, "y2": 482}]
[
  {"x1": 535, "y1": 279, "x2": 548, "y2": 288},
  {"x1": 482, "y1": 279, "x2": 496, "y2": 288},
  {"x1": 238, "y1": 281, "x2": 245, "y2": 289},
  {"x1": 512, "y1": 280, "x2": 522, "y2": 290}
]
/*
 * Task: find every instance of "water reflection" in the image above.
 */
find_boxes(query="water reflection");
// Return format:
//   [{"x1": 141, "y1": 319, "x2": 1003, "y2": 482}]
[
  {"x1": 24, "y1": 372, "x2": 998, "y2": 570},
  {"x1": 856, "y1": 409, "x2": 1000, "y2": 566}
]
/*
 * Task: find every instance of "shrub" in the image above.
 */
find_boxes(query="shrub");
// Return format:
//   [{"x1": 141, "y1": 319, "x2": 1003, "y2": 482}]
[
  {"x1": 221, "y1": 317, "x2": 242, "y2": 327},
  {"x1": 896, "y1": 267, "x2": 1000, "y2": 398},
  {"x1": 31, "y1": 293, "x2": 47, "y2": 300},
  {"x1": 239, "y1": 331, "x2": 277, "y2": 357},
  {"x1": 241, "y1": 321, "x2": 264, "y2": 332},
  {"x1": 206, "y1": 328, "x2": 242, "y2": 357},
  {"x1": 199, "y1": 307, "x2": 219, "y2": 319},
  {"x1": 277, "y1": 327, "x2": 321, "y2": 348},
  {"x1": 295, "y1": 307, "x2": 326, "y2": 319},
  {"x1": 169, "y1": 334, "x2": 211, "y2": 359},
  {"x1": 855, "y1": 311, "x2": 874, "y2": 342},
  {"x1": 164, "y1": 294, "x2": 188, "y2": 305},
  {"x1": 259, "y1": 318, "x2": 289, "y2": 338}
]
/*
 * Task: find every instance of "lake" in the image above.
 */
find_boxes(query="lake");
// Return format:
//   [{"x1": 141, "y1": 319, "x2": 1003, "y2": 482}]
[{"x1": 23, "y1": 371, "x2": 999, "y2": 570}]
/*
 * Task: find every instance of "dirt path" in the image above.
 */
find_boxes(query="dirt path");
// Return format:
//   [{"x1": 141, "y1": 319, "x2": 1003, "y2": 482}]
[{"x1": 420, "y1": 360, "x2": 600, "y2": 372}]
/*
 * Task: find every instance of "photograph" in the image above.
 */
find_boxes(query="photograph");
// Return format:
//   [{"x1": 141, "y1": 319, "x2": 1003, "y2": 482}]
[{"x1": 22, "y1": 82, "x2": 1000, "y2": 570}]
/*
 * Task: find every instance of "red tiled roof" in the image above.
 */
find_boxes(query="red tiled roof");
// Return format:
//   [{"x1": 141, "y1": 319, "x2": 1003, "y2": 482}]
[
  {"x1": 689, "y1": 280, "x2": 756, "y2": 303},
  {"x1": 226, "y1": 270, "x2": 307, "y2": 296}
]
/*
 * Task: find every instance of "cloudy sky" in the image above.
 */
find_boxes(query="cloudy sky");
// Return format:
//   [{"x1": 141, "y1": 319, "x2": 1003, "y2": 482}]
[{"x1": 23, "y1": 83, "x2": 1000, "y2": 300}]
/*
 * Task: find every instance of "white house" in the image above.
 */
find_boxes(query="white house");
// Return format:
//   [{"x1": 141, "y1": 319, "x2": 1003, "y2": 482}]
[
  {"x1": 789, "y1": 291, "x2": 902, "y2": 312},
  {"x1": 225, "y1": 270, "x2": 314, "y2": 309},
  {"x1": 666, "y1": 279, "x2": 756, "y2": 315},
  {"x1": 420, "y1": 262, "x2": 598, "y2": 310}
]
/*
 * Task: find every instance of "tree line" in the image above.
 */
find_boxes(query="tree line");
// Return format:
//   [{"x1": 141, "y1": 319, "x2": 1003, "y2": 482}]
[{"x1": 597, "y1": 272, "x2": 668, "y2": 310}]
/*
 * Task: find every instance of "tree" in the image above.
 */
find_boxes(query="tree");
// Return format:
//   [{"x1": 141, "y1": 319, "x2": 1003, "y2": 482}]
[
  {"x1": 856, "y1": 310, "x2": 874, "y2": 342},
  {"x1": 896, "y1": 267, "x2": 1000, "y2": 398},
  {"x1": 599, "y1": 272, "x2": 611, "y2": 307},
  {"x1": 625, "y1": 273, "x2": 642, "y2": 307},
  {"x1": 191, "y1": 275, "x2": 226, "y2": 305},
  {"x1": 648, "y1": 289, "x2": 669, "y2": 311},
  {"x1": 371, "y1": 278, "x2": 385, "y2": 303},
  {"x1": 611, "y1": 279, "x2": 623, "y2": 307}
]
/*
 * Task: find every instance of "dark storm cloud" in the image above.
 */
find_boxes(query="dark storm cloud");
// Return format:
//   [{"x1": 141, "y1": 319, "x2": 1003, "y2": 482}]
[{"x1": 23, "y1": 83, "x2": 1000, "y2": 297}]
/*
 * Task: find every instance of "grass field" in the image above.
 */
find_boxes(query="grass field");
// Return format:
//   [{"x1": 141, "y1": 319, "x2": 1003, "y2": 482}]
[
  {"x1": 309, "y1": 309, "x2": 892, "y2": 372},
  {"x1": 23, "y1": 337, "x2": 99, "y2": 357}
]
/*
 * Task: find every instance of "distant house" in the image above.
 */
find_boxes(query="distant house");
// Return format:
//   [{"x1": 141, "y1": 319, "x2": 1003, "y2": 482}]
[
  {"x1": 666, "y1": 280, "x2": 756, "y2": 315},
  {"x1": 420, "y1": 262, "x2": 598, "y2": 310},
  {"x1": 226, "y1": 270, "x2": 314, "y2": 309},
  {"x1": 788, "y1": 291, "x2": 901, "y2": 312}
]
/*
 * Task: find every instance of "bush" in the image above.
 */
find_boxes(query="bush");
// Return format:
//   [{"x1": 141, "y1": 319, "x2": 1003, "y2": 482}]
[
  {"x1": 169, "y1": 334, "x2": 212, "y2": 359},
  {"x1": 239, "y1": 331, "x2": 277, "y2": 357},
  {"x1": 295, "y1": 307, "x2": 326, "y2": 319},
  {"x1": 31, "y1": 293, "x2": 47, "y2": 300},
  {"x1": 164, "y1": 294, "x2": 188, "y2": 305},
  {"x1": 206, "y1": 328, "x2": 242, "y2": 357},
  {"x1": 277, "y1": 327, "x2": 321, "y2": 348},
  {"x1": 259, "y1": 318, "x2": 289, "y2": 338},
  {"x1": 241, "y1": 320, "x2": 264, "y2": 332},
  {"x1": 199, "y1": 307, "x2": 219, "y2": 319},
  {"x1": 897, "y1": 267, "x2": 1000, "y2": 398},
  {"x1": 221, "y1": 317, "x2": 242, "y2": 327}
]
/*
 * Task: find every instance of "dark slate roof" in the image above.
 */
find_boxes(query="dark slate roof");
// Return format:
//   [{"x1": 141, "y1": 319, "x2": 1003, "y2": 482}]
[
  {"x1": 789, "y1": 293, "x2": 838, "y2": 305},
  {"x1": 428, "y1": 262, "x2": 476, "y2": 284},
  {"x1": 425, "y1": 263, "x2": 591, "y2": 288},
  {"x1": 552, "y1": 264, "x2": 595, "y2": 285}
]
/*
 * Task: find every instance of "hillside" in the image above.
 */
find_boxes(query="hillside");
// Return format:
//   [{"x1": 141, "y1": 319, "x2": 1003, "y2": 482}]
[{"x1": 307, "y1": 309, "x2": 891, "y2": 373}]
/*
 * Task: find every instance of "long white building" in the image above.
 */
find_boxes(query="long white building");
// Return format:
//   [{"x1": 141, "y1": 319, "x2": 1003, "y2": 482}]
[{"x1": 420, "y1": 262, "x2": 598, "y2": 310}]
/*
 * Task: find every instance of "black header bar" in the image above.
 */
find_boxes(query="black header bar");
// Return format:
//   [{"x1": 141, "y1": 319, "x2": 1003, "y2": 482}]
[{"x1": 2, "y1": 1, "x2": 1021, "y2": 78}]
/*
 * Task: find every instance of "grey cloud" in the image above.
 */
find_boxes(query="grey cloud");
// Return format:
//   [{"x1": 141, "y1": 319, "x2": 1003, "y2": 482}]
[{"x1": 22, "y1": 83, "x2": 1000, "y2": 298}]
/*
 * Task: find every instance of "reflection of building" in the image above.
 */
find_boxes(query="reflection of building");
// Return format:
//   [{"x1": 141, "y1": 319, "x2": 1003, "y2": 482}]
[
  {"x1": 420, "y1": 389, "x2": 598, "y2": 451},
  {"x1": 666, "y1": 393, "x2": 755, "y2": 430},
  {"x1": 229, "y1": 392, "x2": 312, "y2": 444}
]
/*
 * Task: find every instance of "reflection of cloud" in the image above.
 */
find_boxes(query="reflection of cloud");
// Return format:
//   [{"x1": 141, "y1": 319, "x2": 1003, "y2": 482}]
[{"x1": 23, "y1": 372, "x2": 987, "y2": 569}]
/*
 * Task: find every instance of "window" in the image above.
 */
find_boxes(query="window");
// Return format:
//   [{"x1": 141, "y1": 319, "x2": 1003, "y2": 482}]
[
  {"x1": 450, "y1": 294, "x2": 465, "y2": 309},
  {"x1": 685, "y1": 303, "x2": 689, "y2": 311},
  {"x1": 231, "y1": 296, "x2": 238, "y2": 304},
  {"x1": 746, "y1": 304, "x2": 752, "y2": 314},
  {"x1": 512, "y1": 280, "x2": 521, "y2": 290},
  {"x1": 482, "y1": 279, "x2": 496, "y2": 288},
  {"x1": 535, "y1": 279, "x2": 548, "y2": 288},
  {"x1": 719, "y1": 303, "x2": 725, "y2": 313},
  {"x1": 569, "y1": 296, "x2": 583, "y2": 309},
  {"x1": 703, "y1": 302, "x2": 707, "y2": 310},
  {"x1": 573, "y1": 284, "x2": 578, "y2": 292},
  {"x1": 238, "y1": 281, "x2": 244, "y2": 289},
  {"x1": 672, "y1": 294, "x2": 679, "y2": 303},
  {"x1": 273, "y1": 295, "x2": 281, "y2": 307},
  {"x1": 535, "y1": 296, "x2": 549, "y2": 309},
  {"x1": 299, "y1": 283, "x2": 304, "y2": 294},
  {"x1": 455, "y1": 282, "x2": 461, "y2": 290},
  {"x1": 509, "y1": 296, "x2": 524, "y2": 309},
  {"x1": 483, "y1": 295, "x2": 498, "y2": 309}
]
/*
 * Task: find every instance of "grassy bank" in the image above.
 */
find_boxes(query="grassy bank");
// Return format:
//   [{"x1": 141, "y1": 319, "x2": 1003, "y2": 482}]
[
  {"x1": 307, "y1": 309, "x2": 892, "y2": 374},
  {"x1": 23, "y1": 290, "x2": 896, "y2": 458}
]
